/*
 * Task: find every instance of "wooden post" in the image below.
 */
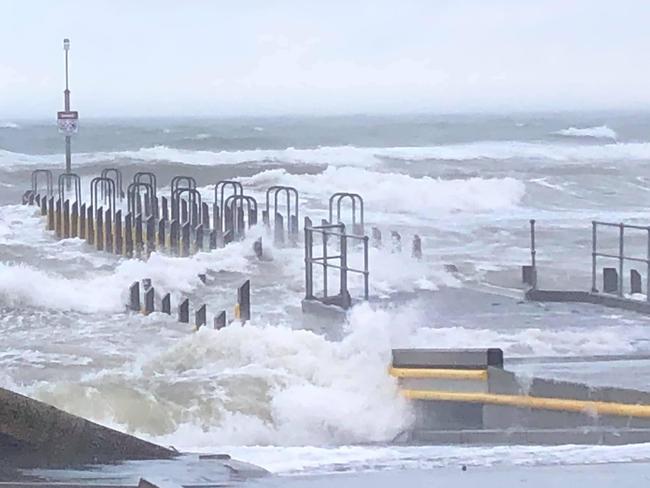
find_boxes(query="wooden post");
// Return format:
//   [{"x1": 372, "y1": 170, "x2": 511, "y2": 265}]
[
  {"x1": 214, "y1": 310, "x2": 226, "y2": 330},
  {"x1": 54, "y1": 199, "x2": 62, "y2": 238},
  {"x1": 158, "y1": 218, "x2": 166, "y2": 250},
  {"x1": 79, "y1": 203, "x2": 86, "y2": 239},
  {"x1": 146, "y1": 216, "x2": 156, "y2": 255},
  {"x1": 41, "y1": 196, "x2": 48, "y2": 216},
  {"x1": 47, "y1": 197, "x2": 55, "y2": 230},
  {"x1": 181, "y1": 222, "x2": 190, "y2": 257},
  {"x1": 71, "y1": 202, "x2": 78, "y2": 238},
  {"x1": 63, "y1": 199, "x2": 70, "y2": 238},
  {"x1": 178, "y1": 298, "x2": 189, "y2": 323},
  {"x1": 169, "y1": 220, "x2": 179, "y2": 255},
  {"x1": 194, "y1": 224, "x2": 204, "y2": 253},
  {"x1": 135, "y1": 214, "x2": 143, "y2": 257},
  {"x1": 129, "y1": 281, "x2": 140, "y2": 311},
  {"x1": 104, "y1": 209, "x2": 113, "y2": 253},
  {"x1": 95, "y1": 208, "x2": 104, "y2": 251},
  {"x1": 114, "y1": 210, "x2": 123, "y2": 255},
  {"x1": 86, "y1": 205, "x2": 94, "y2": 245},
  {"x1": 161, "y1": 293, "x2": 171, "y2": 314},
  {"x1": 124, "y1": 213, "x2": 133, "y2": 257},
  {"x1": 195, "y1": 304, "x2": 206, "y2": 329},
  {"x1": 161, "y1": 196, "x2": 169, "y2": 221},
  {"x1": 143, "y1": 286, "x2": 154, "y2": 315},
  {"x1": 202, "y1": 202, "x2": 210, "y2": 231},
  {"x1": 237, "y1": 280, "x2": 251, "y2": 323}
]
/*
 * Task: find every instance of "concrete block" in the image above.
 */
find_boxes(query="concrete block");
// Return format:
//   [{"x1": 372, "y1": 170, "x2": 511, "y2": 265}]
[
  {"x1": 237, "y1": 280, "x2": 251, "y2": 322},
  {"x1": 522, "y1": 265, "x2": 536, "y2": 286},
  {"x1": 631, "y1": 269, "x2": 643, "y2": 294},
  {"x1": 179, "y1": 298, "x2": 189, "y2": 323},
  {"x1": 392, "y1": 349, "x2": 503, "y2": 369},
  {"x1": 412, "y1": 400, "x2": 483, "y2": 430},
  {"x1": 195, "y1": 304, "x2": 206, "y2": 328},
  {"x1": 161, "y1": 293, "x2": 171, "y2": 315},
  {"x1": 603, "y1": 267, "x2": 618, "y2": 293},
  {"x1": 214, "y1": 310, "x2": 226, "y2": 330},
  {"x1": 129, "y1": 282, "x2": 140, "y2": 312},
  {"x1": 143, "y1": 287, "x2": 154, "y2": 315},
  {"x1": 399, "y1": 377, "x2": 488, "y2": 393}
]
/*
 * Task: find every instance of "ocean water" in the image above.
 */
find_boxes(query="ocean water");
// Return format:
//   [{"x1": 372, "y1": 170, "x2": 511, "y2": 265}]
[{"x1": 3, "y1": 112, "x2": 650, "y2": 481}]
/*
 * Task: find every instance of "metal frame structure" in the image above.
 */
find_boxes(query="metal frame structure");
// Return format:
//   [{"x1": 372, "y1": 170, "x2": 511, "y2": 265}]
[
  {"x1": 328, "y1": 192, "x2": 364, "y2": 235},
  {"x1": 225, "y1": 194, "x2": 257, "y2": 239},
  {"x1": 591, "y1": 221, "x2": 650, "y2": 300},
  {"x1": 173, "y1": 188, "x2": 203, "y2": 225},
  {"x1": 90, "y1": 177, "x2": 116, "y2": 219},
  {"x1": 57, "y1": 173, "x2": 81, "y2": 204},
  {"x1": 215, "y1": 181, "x2": 243, "y2": 232},
  {"x1": 304, "y1": 216, "x2": 369, "y2": 309},
  {"x1": 134, "y1": 172, "x2": 157, "y2": 198},
  {"x1": 101, "y1": 168, "x2": 124, "y2": 200},
  {"x1": 265, "y1": 185, "x2": 299, "y2": 238},
  {"x1": 127, "y1": 181, "x2": 154, "y2": 216},
  {"x1": 31, "y1": 169, "x2": 53, "y2": 197}
]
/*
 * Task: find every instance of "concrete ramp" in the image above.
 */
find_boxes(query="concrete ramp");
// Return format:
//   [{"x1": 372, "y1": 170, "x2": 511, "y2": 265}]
[
  {"x1": 0, "y1": 387, "x2": 175, "y2": 468},
  {"x1": 392, "y1": 349, "x2": 650, "y2": 445}
]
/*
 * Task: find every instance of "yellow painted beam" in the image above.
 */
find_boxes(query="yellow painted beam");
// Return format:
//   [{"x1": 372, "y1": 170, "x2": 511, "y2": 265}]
[
  {"x1": 401, "y1": 389, "x2": 650, "y2": 419},
  {"x1": 389, "y1": 367, "x2": 487, "y2": 380}
]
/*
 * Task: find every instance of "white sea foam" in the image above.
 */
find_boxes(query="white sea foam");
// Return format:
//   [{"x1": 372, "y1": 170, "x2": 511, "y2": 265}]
[
  {"x1": 208, "y1": 443, "x2": 650, "y2": 474},
  {"x1": 4, "y1": 139, "x2": 650, "y2": 170},
  {"x1": 30, "y1": 308, "x2": 413, "y2": 445},
  {"x1": 0, "y1": 242, "x2": 251, "y2": 312},
  {"x1": 555, "y1": 125, "x2": 618, "y2": 140},
  {"x1": 242, "y1": 167, "x2": 526, "y2": 215},
  {"x1": 0, "y1": 122, "x2": 20, "y2": 129},
  {"x1": 187, "y1": 133, "x2": 211, "y2": 140}
]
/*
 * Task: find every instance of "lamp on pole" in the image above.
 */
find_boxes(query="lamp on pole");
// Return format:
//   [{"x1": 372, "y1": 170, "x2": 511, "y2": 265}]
[{"x1": 58, "y1": 38, "x2": 78, "y2": 185}]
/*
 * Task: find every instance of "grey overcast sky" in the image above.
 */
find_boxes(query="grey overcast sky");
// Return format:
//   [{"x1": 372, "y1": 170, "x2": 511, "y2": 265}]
[{"x1": 2, "y1": 0, "x2": 650, "y2": 118}]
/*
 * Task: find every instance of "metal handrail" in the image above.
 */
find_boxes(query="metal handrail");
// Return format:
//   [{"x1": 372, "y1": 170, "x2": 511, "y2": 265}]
[
  {"x1": 591, "y1": 221, "x2": 650, "y2": 300},
  {"x1": 304, "y1": 217, "x2": 369, "y2": 303}
]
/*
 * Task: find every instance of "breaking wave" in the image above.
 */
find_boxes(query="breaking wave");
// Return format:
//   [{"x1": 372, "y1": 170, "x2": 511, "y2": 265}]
[
  {"x1": 6, "y1": 139, "x2": 650, "y2": 170},
  {"x1": 554, "y1": 125, "x2": 618, "y2": 140},
  {"x1": 0, "y1": 121, "x2": 20, "y2": 129},
  {"x1": 242, "y1": 167, "x2": 526, "y2": 215}
]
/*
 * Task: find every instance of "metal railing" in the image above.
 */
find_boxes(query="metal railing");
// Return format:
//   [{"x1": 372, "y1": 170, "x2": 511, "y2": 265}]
[
  {"x1": 592, "y1": 221, "x2": 650, "y2": 300},
  {"x1": 304, "y1": 217, "x2": 369, "y2": 308}
]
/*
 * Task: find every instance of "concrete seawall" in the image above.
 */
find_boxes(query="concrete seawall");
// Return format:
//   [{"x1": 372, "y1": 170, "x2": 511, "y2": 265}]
[
  {"x1": 392, "y1": 349, "x2": 650, "y2": 445},
  {"x1": 0, "y1": 387, "x2": 175, "y2": 468}
]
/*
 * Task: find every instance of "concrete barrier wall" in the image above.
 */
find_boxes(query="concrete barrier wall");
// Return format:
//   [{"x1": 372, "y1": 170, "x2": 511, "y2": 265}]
[
  {"x1": 393, "y1": 349, "x2": 650, "y2": 437},
  {"x1": 0, "y1": 387, "x2": 174, "y2": 468}
]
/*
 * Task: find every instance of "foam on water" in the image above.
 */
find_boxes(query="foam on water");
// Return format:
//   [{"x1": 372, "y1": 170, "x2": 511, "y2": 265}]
[
  {"x1": 205, "y1": 443, "x2": 650, "y2": 475},
  {"x1": 5, "y1": 139, "x2": 650, "y2": 170},
  {"x1": 555, "y1": 125, "x2": 618, "y2": 140},
  {"x1": 241, "y1": 167, "x2": 526, "y2": 216}
]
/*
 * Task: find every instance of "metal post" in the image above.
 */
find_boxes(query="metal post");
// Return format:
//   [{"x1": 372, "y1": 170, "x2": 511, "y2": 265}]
[
  {"x1": 647, "y1": 228, "x2": 650, "y2": 302},
  {"x1": 363, "y1": 235, "x2": 369, "y2": 300},
  {"x1": 340, "y1": 224, "x2": 348, "y2": 298},
  {"x1": 322, "y1": 219, "x2": 328, "y2": 298},
  {"x1": 591, "y1": 221, "x2": 598, "y2": 293},
  {"x1": 619, "y1": 223, "x2": 624, "y2": 297},
  {"x1": 304, "y1": 217, "x2": 313, "y2": 299},
  {"x1": 530, "y1": 219, "x2": 537, "y2": 289}
]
